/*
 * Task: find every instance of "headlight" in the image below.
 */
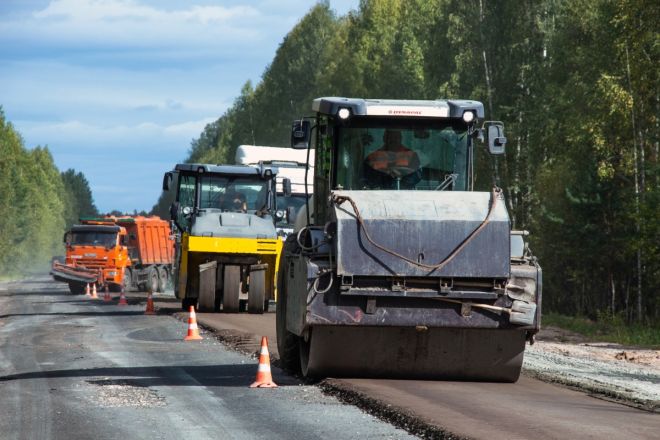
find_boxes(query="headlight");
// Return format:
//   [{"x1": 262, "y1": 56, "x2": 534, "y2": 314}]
[
  {"x1": 107, "y1": 271, "x2": 117, "y2": 276},
  {"x1": 462, "y1": 111, "x2": 475, "y2": 123},
  {"x1": 182, "y1": 206, "x2": 192, "y2": 215},
  {"x1": 338, "y1": 108, "x2": 351, "y2": 120}
]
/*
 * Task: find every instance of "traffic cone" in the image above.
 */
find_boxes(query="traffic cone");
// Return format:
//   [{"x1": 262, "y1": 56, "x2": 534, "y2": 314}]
[
  {"x1": 117, "y1": 286, "x2": 128, "y2": 306},
  {"x1": 250, "y1": 336, "x2": 278, "y2": 388},
  {"x1": 90, "y1": 284, "x2": 98, "y2": 299},
  {"x1": 85, "y1": 283, "x2": 91, "y2": 296},
  {"x1": 144, "y1": 290, "x2": 155, "y2": 315},
  {"x1": 103, "y1": 284, "x2": 111, "y2": 302},
  {"x1": 184, "y1": 306, "x2": 203, "y2": 341}
]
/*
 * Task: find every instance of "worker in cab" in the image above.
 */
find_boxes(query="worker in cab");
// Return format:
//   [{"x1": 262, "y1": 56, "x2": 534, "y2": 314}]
[{"x1": 364, "y1": 129, "x2": 421, "y2": 189}]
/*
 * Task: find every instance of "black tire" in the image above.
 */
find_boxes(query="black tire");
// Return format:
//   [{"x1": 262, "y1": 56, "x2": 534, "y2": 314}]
[
  {"x1": 68, "y1": 282, "x2": 86, "y2": 295},
  {"x1": 123, "y1": 268, "x2": 132, "y2": 292},
  {"x1": 222, "y1": 265, "x2": 240, "y2": 313},
  {"x1": 276, "y1": 241, "x2": 300, "y2": 373},
  {"x1": 248, "y1": 268, "x2": 265, "y2": 314},
  {"x1": 146, "y1": 267, "x2": 159, "y2": 293},
  {"x1": 181, "y1": 297, "x2": 196, "y2": 311},
  {"x1": 157, "y1": 266, "x2": 168, "y2": 292}
]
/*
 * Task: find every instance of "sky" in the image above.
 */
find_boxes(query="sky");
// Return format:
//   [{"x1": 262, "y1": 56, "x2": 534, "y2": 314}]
[{"x1": 0, "y1": 0, "x2": 358, "y2": 213}]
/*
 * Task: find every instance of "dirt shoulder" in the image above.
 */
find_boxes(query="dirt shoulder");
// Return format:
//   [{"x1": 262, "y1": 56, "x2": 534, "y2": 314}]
[{"x1": 524, "y1": 326, "x2": 660, "y2": 411}]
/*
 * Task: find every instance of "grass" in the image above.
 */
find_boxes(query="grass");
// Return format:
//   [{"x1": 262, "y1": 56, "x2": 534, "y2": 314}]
[{"x1": 543, "y1": 312, "x2": 660, "y2": 347}]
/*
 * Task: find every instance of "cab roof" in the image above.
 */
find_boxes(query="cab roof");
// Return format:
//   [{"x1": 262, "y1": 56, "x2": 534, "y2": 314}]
[
  {"x1": 174, "y1": 163, "x2": 278, "y2": 178},
  {"x1": 312, "y1": 97, "x2": 484, "y2": 119}
]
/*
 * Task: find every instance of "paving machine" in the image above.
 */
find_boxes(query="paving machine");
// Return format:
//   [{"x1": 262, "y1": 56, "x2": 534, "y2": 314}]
[
  {"x1": 276, "y1": 97, "x2": 542, "y2": 382},
  {"x1": 163, "y1": 164, "x2": 282, "y2": 313}
]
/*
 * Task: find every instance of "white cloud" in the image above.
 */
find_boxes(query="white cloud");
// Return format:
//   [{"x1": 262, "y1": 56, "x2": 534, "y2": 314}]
[{"x1": 0, "y1": 0, "x2": 270, "y2": 50}]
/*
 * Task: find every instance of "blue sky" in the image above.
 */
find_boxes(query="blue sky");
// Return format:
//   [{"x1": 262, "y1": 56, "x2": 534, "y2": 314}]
[{"x1": 0, "y1": 0, "x2": 358, "y2": 213}]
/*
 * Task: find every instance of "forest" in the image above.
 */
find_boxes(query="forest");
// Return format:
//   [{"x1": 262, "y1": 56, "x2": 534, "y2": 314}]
[
  {"x1": 0, "y1": 110, "x2": 98, "y2": 276},
  {"x1": 153, "y1": 0, "x2": 658, "y2": 323}
]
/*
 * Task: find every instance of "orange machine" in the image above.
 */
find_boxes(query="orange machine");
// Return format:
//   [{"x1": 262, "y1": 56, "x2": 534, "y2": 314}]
[{"x1": 51, "y1": 216, "x2": 173, "y2": 295}]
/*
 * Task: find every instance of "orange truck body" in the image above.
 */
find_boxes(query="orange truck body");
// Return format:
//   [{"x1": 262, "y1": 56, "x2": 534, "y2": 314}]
[{"x1": 52, "y1": 216, "x2": 173, "y2": 295}]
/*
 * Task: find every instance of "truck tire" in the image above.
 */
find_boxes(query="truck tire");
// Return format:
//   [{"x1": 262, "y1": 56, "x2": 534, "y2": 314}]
[
  {"x1": 181, "y1": 297, "x2": 196, "y2": 311},
  {"x1": 248, "y1": 268, "x2": 265, "y2": 314},
  {"x1": 123, "y1": 268, "x2": 132, "y2": 292},
  {"x1": 276, "y1": 240, "x2": 300, "y2": 373},
  {"x1": 157, "y1": 266, "x2": 169, "y2": 292},
  {"x1": 68, "y1": 281, "x2": 86, "y2": 295},
  {"x1": 146, "y1": 267, "x2": 159, "y2": 293},
  {"x1": 222, "y1": 265, "x2": 240, "y2": 313}
]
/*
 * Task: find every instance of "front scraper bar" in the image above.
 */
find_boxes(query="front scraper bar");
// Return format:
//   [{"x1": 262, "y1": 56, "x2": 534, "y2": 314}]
[{"x1": 50, "y1": 261, "x2": 99, "y2": 284}]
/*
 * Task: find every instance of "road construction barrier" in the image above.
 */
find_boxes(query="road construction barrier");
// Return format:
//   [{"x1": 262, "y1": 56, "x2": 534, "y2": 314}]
[
  {"x1": 250, "y1": 336, "x2": 277, "y2": 388},
  {"x1": 184, "y1": 306, "x2": 202, "y2": 341}
]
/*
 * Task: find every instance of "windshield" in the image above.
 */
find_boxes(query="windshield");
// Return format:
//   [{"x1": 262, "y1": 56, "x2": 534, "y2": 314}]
[
  {"x1": 199, "y1": 175, "x2": 269, "y2": 213},
  {"x1": 335, "y1": 119, "x2": 469, "y2": 191},
  {"x1": 276, "y1": 194, "x2": 307, "y2": 227},
  {"x1": 71, "y1": 232, "x2": 117, "y2": 247}
]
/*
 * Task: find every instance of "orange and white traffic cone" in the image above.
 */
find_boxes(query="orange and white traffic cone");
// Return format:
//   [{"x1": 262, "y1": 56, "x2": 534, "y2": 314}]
[
  {"x1": 85, "y1": 283, "x2": 91, "y2": 296},
  {"x1": 144, "y1": 290, "x2": 155, "y2": 315},
  {"x1": 90, "y1": 284, "x2": 98, "y2": 299},
  {"x1": 103, "y1": 284, "x2": 111, "y2": 302},
  {"x1": 184, "y1": 306, "x2": 203, "y2": 341},
  {"x1": 117, "y1": 286, "x2": 128, "y2": 306},
  {"x1": 250, "y1": 336, "x2": 278, "y2": 388}
]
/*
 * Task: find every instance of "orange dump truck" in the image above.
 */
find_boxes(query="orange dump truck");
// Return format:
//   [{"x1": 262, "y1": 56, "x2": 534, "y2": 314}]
[{"x1": 51, "y1": 216, "x2": 173, "y2": 294}]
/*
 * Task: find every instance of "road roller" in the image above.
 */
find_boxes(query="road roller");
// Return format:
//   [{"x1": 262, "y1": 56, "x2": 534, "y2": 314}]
[{"x1": 276, "y1": 97, "x2": 542, "y2": 382}]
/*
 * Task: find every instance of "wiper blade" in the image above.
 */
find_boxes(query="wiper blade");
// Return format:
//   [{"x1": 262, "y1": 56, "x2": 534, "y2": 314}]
[{"x1": 434, "y1": 173, "x2": 458, "y2": 191}]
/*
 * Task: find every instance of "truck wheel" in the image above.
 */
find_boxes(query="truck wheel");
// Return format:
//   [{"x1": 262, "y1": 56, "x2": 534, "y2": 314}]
[
  {"x1": 222, "y1": 265, "x2": 240, "y2": 313},
  {"x1": 181, "y1": 297, "x2": 197, "y2": 311},
  {"x1": 248, "y1": 268, "x2": 265, "y2": 314},
  {"x1": 276, "y1": 246, "x2": 300, "y2": 373},
  {"x1": 68, "y1": 282, "x2": 85, "y2": 295},
  {"x1": 157, "y1": 266, "x2": 168, "y2": 292},
  {"x1": 146, "y1": 267, "x2": 159, "y2": 293},
  {"x1": 123, "y1": 269, "x2": 132, "y2": 292}
]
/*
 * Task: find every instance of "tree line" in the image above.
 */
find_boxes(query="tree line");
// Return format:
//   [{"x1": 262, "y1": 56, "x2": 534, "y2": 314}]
[
  {"x1": 153, "y1": 0, "x2": 658, "y2": 323},
  {"x1": 0, "y1": 109, "x2": 98, "y2": 276}
]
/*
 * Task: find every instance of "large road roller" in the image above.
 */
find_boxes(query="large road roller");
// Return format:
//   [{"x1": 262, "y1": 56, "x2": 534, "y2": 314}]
[
  {"x1": 163, "y1": 164, "x2": 283, "y2": 313},
  {"x1": 276, "y1": 97, "x2": 542, "y2": 382}
]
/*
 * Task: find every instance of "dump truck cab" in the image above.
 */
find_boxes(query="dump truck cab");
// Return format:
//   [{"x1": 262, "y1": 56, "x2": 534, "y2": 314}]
[
  {"x1": 58, "y1": 222, "x2": 129, "y2": 293},
  {"x1": 164, "y1": 163, "x2": 283, "y2": 313},
  {"x1": 277, "y1": 97, "x2": 541, "y2": 382}
]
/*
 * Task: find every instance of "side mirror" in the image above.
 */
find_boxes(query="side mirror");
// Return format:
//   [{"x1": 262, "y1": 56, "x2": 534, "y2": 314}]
[
  {"x1": 291, "y1": 120, "x2": 311, "y2": 149},
  {"x1": 485, "y1": 122, "x2": 506, "y2": 155},
  {"x1": 63, "y1": 232, "x2": 68, "y2": 244},
  {"x1": 282, "y1": 178, "x2": 292, "y2": 197},
  {"x1": 286, "y1": 206, "x2": 296, "y2": 224},
  {"x1": 162, "y1": 172, "x2": 173, "y2": 191},
  {"x1": 169, "y1": 201, "x2": 179, "y2": 221}
]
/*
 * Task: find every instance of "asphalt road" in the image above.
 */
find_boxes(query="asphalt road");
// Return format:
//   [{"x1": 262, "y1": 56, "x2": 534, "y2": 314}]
[
  {"x1": 0, "y1": 278, "x2": 415, "y2": 440},
  {"x1": 169, "y1": 300, "x2": 660, "y2": 440}
]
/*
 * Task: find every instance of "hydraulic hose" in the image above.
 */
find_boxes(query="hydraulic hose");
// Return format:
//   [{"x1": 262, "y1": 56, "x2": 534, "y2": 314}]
[{"x1": 331, "y1": 187, "x2": 501, "y2": 271}]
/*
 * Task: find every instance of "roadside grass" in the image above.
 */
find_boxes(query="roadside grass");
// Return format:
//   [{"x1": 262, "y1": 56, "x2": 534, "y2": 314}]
[{"x1": 543, "y1": 312, "x2": 660, "y2": 347}]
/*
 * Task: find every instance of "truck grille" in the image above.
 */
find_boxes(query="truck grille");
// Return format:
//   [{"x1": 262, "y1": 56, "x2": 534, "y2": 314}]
[{"x1": 75, "y1": 258, "x2": 107, "y2": 269}]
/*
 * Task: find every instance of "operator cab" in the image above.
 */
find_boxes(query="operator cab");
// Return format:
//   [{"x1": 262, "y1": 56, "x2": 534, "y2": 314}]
[
  {"x1": 163, "y1": 164, "x2": 279, "y2": 238},
  {"x1": 291, "y1": 97, "x2": 506, "y2": 224}
]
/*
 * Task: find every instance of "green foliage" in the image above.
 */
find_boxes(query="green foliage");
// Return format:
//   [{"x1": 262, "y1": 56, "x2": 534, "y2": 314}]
[
  {"x1": 0, "y1": 108, "x2": 98, "y2": 276},
  {"x1": 543, "y1": 312, "x2": 660, "y2": 347},
  {"x1": 153, "y1": 0, "x2": 658, "y2": 322}
]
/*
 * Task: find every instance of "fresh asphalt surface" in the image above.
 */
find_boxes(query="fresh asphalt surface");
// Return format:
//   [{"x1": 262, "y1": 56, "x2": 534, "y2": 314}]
[{"x1": 0, "y1": 278, "x2": 415, "y2": 440}]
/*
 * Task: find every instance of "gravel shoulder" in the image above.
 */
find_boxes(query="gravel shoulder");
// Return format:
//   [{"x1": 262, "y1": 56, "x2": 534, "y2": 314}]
[{"x1": 524, "y1": 326, "x2": 660, "y2": 411}]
